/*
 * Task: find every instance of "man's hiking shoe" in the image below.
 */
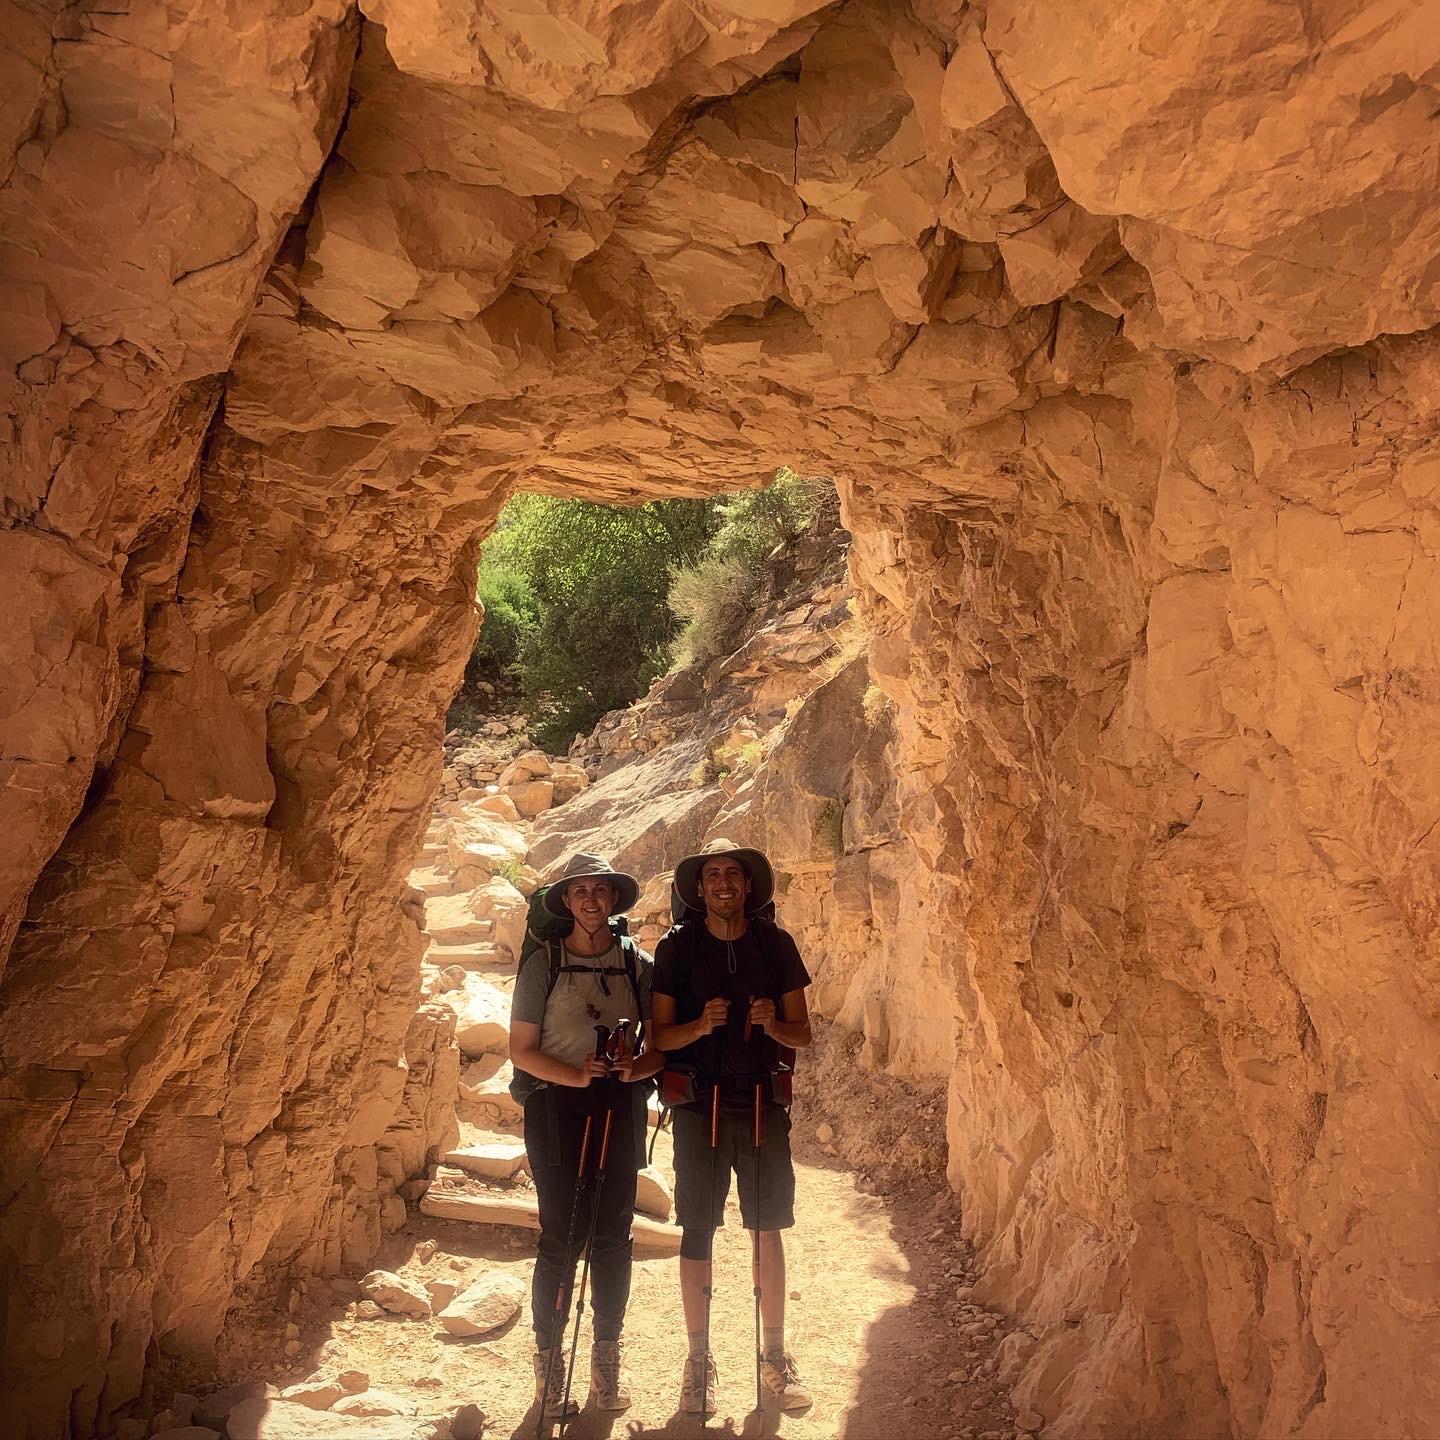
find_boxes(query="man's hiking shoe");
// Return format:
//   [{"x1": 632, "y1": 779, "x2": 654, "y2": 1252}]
[
  {"x1": 532, "y1": 1348, "x2": 579, "y2": 1420},
  {"x1": 679, "y1": 1351, "x2": 718, "y2": 1414},
  {"x1": 590, "y1": 1338, "x2": 631, "y2": 1410},
  {"x1": 760, "y1": 1351, "x2": 813, "y2": 1411}
]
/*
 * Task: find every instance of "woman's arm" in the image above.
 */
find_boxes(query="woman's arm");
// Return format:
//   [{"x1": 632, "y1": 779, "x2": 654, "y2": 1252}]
[{"x1": 509, "y1": 1020, "x2": 607, "y2": 1088}]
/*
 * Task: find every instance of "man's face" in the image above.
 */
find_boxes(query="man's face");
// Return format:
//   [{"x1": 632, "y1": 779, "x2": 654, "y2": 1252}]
[
  {"x1": 564, "y1": 877, "x2": 616, "y2": 930},
  {"x1": 699, "y1": 857, "x2": 749, "y2": 919}
]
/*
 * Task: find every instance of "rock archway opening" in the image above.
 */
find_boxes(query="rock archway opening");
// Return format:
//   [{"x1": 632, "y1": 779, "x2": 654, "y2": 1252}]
[{"x1": 3, "y1": 3, "x2": 1438, "y2": 1439}]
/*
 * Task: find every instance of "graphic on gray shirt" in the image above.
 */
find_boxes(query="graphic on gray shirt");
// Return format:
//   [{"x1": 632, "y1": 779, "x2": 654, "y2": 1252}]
[{"x1": 510, "y1": 941, "x2": 653, "y2": 1074}]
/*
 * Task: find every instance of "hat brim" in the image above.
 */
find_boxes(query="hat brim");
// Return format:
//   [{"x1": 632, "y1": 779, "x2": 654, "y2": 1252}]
[
  {"x1": 674, "y1": 846, "x2": 775, "y2": 914},
  {"x1": 543, "y1": 870, "x2": 640, "y2": 918}
]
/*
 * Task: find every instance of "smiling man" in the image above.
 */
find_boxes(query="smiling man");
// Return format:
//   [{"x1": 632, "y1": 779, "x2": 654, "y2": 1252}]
[{"x1": 651, "y1": 837, "x2": 813, "y2": 1416}]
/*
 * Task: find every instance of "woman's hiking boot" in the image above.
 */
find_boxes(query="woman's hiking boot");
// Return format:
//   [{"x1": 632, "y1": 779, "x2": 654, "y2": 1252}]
[
  {"x1": 590, "y1": 1338, "x2": 631, "y2": 1410},
  {"x1": 679, "y1": 1351, "x2": 718, "y2": 1414},
  {"x1": 760, "y1": 1350, "x2": 813, "y2": 1411},
  {"x1": 532, "y1": 1348, "x2": 579, "y2": 1420}
]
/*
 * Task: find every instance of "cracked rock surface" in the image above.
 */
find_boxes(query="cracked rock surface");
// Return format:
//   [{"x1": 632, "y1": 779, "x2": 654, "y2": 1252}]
[{"x1": 2, "y1": 3, "x2": 1438, "y2": 1438}]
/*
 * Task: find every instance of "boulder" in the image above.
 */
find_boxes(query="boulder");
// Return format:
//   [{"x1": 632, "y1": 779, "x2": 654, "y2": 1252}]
[
  {"x1": 427, "y1": 1277, "x2": 460, "y2": 1311},
  {"x1": 497, "y1": 750, "x2": 552, "y2": 785},
  {"x1": 279, "y1": 1377, "x2": 345, "y2": 1410},
  {"x1": 194, "y1": 1384, "x2": 271, "y2": 1430},
  {"x1": 452, "y1": 1403, "x2": 486, "y2": 1440},
  {"x1": 474, "y1": 793, "x2": 521, "y2": 822},
  {"x1": 548, "y1": 763, "x2": 589, "y2": 805},
  {"x1": 444, "y1": 1134, "x2": 528, "y2": 1181},
  {"x1": 457, "y1": 1055, "x2": 522, "y2": 1123},
  {"x1": 224, "y1": 1398, "x2": 416, "y2": 1440},
  {"x1": 359, "y1": 1269, "x2": 430, "y2": 1318},
  {"x1": 447, "y1": 975, "x2": 511, "y2": 1058},
  {"x1": 506, "y1": 779, "x2": 555, "y2": 817},
  {"x1": 331, "y1": 1391, "x2": 416, "y2": 1417},
  {"x1": 471, "y1": 875, "x2": 527, "y2": 962},
  {"x1": 152, "y1": 1430, "x2": 219, "y2": 1440},
  {"x1": 437, "y1": 1271, "x2": 526, "y2": 1337},
  {"x1": 635, "y1": 1165, "x2": 673, "y2": 1221}
]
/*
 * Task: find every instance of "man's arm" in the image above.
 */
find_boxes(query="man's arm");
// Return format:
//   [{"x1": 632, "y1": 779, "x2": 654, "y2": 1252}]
[
  {"x1": 510, "y1": 1020, "x2": 607, "y2": 1087},
  {"x1": 650, "y1": 990, "x2": 728, "y2": 1052},
  {"x1": 748, "y1": 987, "x2": 812, "y2": 1049}
]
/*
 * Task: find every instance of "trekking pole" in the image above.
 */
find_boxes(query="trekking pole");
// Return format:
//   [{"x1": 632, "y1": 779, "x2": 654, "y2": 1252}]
[
  {"x1": 745, "y1": 997, "x2": 764, "y2": 1410},
  {"x1": 536, "y1": 1109, "x2": 596, "y2": 1440},
  {"x1": 700, "y1": 1073, "x2": 721, "y2": 1428},
  {"x1": 558, "y1": 1022, "x2": 627, "y2": 1431},
  {"x1": 752, "y1": 1079, "x2": 765, "y2": 1410}
]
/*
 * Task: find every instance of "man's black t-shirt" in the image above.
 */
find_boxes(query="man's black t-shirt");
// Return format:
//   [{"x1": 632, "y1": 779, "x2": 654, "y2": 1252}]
[{"x1": 652, "y1": 920, "x2": 810, "y2": 1105}]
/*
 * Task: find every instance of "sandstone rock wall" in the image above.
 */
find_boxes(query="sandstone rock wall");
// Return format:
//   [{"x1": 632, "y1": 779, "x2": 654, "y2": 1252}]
[{"x1": 2, "y1": 2, "x2": 1438, "y2": 1437}]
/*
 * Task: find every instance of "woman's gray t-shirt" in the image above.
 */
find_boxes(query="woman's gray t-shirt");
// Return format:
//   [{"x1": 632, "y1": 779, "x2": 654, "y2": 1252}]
[{"x1": 510, "y1": 941, "x2": 653, "y2": 1073}]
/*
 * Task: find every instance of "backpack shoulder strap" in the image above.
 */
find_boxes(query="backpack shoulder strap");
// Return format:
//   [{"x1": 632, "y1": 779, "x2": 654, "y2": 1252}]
[
  {"x1": 619, "y1": 934, "x2": 645, "y2": 1039},
  {"x1": 545, "y1": 939, "x2": 563, "y2": 999}
]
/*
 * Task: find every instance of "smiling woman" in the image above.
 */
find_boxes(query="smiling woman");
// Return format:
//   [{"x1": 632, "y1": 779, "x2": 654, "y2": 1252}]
[{"x1": 506, "y1": 851, "x2": 662, "y2": 1420}]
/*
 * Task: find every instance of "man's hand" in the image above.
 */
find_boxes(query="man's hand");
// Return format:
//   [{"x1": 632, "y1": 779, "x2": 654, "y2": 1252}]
[
  {"x1": 747, "y1": 997, "x2": 777, "y2": 1034},
  {"x1": 696, "y1": 997, "x2": 729, "y2": 1037},
  {"x1": 570, "y1": 1055, "x2": 609, "y2": 1087}
]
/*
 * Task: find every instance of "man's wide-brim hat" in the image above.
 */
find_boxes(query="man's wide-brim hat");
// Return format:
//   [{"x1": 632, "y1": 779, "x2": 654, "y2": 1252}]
[
  {"x1": 673, "y1": 836, "x2": 775, "y2": 914},
  {"x1": 543, "y1": 852, "x2": 640, "y2": 917}
]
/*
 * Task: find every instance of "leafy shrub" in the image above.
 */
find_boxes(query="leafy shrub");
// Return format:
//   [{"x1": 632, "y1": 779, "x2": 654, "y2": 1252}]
[
  {"x1": 473, "y1": 558, "x2": 537, "y2": 671},
  {"x1": 813, "y1": 798, "x2": 846, "y2": 858},
  {"x1": 669, "y1": 468, "x2": 829, "y2": 664}
]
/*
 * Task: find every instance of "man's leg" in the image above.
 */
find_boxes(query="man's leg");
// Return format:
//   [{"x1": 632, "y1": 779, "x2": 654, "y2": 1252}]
[
  {"x1": 758, "y1": 1229, "x2": 786, "y2": 1334},
  {"x1": 741, "y1": 1104, "x2": 811, "y2": 1411},
  {"x1": 672, "y1": 1104, "x2": 732, "y2": 1412}
]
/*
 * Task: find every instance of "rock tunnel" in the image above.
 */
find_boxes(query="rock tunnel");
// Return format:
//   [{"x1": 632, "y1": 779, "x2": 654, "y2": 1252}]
[{"x1": 2, "y1": 1, "x2": 1438, "y2": 1436}]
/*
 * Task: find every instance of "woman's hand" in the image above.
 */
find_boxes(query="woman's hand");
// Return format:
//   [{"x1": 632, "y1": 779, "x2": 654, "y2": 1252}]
[{"x1": 569, "y1": 1055, "x2": 609, "y2": 1087}]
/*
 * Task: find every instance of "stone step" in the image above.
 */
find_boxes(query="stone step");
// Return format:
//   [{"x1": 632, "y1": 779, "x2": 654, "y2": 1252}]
[
  {"x1": 426, "y1": 918, "x2": 495, "y2": 946},
  {"x1": 420, "y1": 1174, "x2": 681, "y2": 1257},
  {"x1": 443, "y1": 1136, "x2": 528, "y2": 1181},
  {"x1": 425, "y1": 942, "x2": 509, "y2": 972},
  {"x1": 408, "y1": 865, "x2": 460, "y2": 897}
]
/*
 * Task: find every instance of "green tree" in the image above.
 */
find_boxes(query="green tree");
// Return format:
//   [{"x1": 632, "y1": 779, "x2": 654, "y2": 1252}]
[{"x1": 476, "y1": 494, "x2": 718, "y2": 747}]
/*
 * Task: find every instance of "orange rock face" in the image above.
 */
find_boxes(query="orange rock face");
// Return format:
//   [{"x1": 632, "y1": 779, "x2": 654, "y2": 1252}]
[{"x1": 2, "y1": 2, "x2": 1438, "y2": 1438}]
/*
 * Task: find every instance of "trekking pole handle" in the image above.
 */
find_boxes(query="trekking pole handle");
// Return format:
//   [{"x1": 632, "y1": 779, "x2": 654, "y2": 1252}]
[
  {"x1": 593, "y1": 1024, "x2": 611, "y2": 1059},
  {"x1": 608, "y1": 1018, "x2": 633, "y2": 1064},
  {"x1": 744, "y1": 994, "x2": 753, "y2": 1044}
]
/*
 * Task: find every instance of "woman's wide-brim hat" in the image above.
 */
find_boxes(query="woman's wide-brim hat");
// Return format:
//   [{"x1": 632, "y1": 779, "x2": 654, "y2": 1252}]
[
  {"x1": 543, "y1": 852, "x2": 640, "y2": 917},
  {"x1": 673, "y1": 836, "x2": 775, "y2": 913}
]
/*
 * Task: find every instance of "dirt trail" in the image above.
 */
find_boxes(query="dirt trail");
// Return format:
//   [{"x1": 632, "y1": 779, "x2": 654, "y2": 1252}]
[{"x1": 215, "y1": 1112, "x2": 1022, "y2": 1440}]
